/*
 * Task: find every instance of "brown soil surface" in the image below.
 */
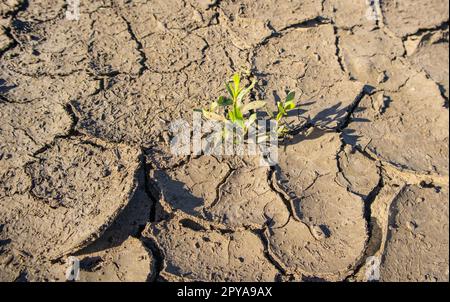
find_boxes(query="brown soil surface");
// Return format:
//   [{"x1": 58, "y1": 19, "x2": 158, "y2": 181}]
[{"x1": 0, "y1": 0, "x2": 448, "y2": 282}]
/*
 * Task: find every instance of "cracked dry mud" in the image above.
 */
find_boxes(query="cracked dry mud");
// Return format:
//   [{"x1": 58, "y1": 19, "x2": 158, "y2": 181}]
[{"x1": 0, "y1": 0, "x2": 448, "y2": 282}]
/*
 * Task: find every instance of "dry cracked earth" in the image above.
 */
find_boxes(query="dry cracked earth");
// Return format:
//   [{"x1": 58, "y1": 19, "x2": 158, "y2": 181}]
[{"x1": 0, "y1": 0, "x2": 449, "y2": 282}]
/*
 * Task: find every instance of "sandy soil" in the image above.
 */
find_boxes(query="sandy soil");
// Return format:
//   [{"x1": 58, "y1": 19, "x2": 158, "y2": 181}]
[{"x1": 0, "y1": 0, "x2": 448, "y2": 282}]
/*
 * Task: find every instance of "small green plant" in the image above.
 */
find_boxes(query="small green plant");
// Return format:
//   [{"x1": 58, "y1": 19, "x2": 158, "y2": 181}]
[{"x1": 198, "y1": 73, "x2": 299, "y2": 141}]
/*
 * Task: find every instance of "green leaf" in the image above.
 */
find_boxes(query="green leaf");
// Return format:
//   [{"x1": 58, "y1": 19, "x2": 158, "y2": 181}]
[
  {"x1": 234, "y1": 105, "x2": 243, "y2": 121},
  {"x1": 228, "y1": 110, "x2": 236, "y2": 122},
  {"x1": 276, "y1": 111, "x2": 284, "y2": 122},
  {"x1": 232, "y1": 73, "x2": 240, "y2": 96},
  {"x1": 234, "y1": 118, "x2": 245, "y2": 129},
  {"x1": 285, "y1": 91, "x2": 295, "y2": 103},
  {"x1": 284, "y1": 100, "x2": 296, "y2": 111},
  {"x1": 236, "y1": 78, "x2": 256, "y2": 106},
  {"x1": 202, "y1": 109, "x2": 227, "y2": 122},
  {"x1": 217, "y1": 96, "x2": 233, "y2": 107},
  {"x1": 225, "y1": 82, "x2": 234, "y2": 99},
  {"x1": 241, "y1": 100, "x2": 267, "y2": 114}
]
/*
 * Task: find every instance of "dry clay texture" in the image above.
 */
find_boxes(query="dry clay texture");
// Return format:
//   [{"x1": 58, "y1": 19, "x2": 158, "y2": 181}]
[{"x1": 0, "y1": 0, "x2": 448, "y2": 282}]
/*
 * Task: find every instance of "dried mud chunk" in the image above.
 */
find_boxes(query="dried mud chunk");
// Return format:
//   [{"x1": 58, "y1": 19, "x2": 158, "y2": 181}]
[
  {"x1": 267, "y1": 176, "x2": 367, "y2": 280},
  {"x1": 2, "y1": 18, "x2": 91, "y2": 76},
  {"x1": 343, "y1": 74, "x2": 449, "y2": 176},
  {"x1": 270, "y1": 130, "x2": 368, "y2": 279},
  {"x1": 336, "y1": 145, "x2": 380, "y2": 198},
  {"x1": 146, "y1": 218, "x2": 278, "y2": 281},
  {"x1": 254, "y1": 25, "x2": 364, "y2": 129},
  {"x1": 77, "y1": 237, "x2": 154, "y2": 282},
  {"x1": 0, "y1": 100, "x2": 72, "y2": 171},
  {"x1": 381, "y1": 0, "x2": 449, "y2": 37},
  {"x1": 0, "y1": 138, "x2": 140, "y2": 259},
  {"x1": 380, "y1": 186, "x2": 449, "y2": 281},
  {"x1": 325, "y1": 0, "x2": 378, "y2": 29},
  {"x1": 339, "y1": 28, "x2": 412, "y2": 91},
  {"x1": 150, "y1": 156, "x2": 230, "y2": 217},
  {"x1": 409, "y1": 39, "x2": 449, "y2": 99},
  {"x1": 276, "y1": 130, "x2": 342, "y2": 195},
  {"x1": 207, "y1": 166, "x2": 289, "y2": 228},
  {"x1": 90, "y1": 8, "x2": 142, "y2": 75}
]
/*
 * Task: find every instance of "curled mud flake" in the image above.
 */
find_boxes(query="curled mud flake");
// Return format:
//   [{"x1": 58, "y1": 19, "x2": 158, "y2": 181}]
[
  {"x1": 343, "y1": 74, "x2": 449, "y2": 176},
  {"x1": 254, "y1": 25, "x2": 364, "y2": 130},
  {"x1": 150, "y1": 156, "x2": 230, "y2": 218},
  {"x1": 207, "y1": 166, "x2": 290, "y2": 229},
  {"x1": 0, "y1": 137, "x2": 140, "y2": 260},
  {"x1": 144, "y1": 217, "x2": 278, "y2": 281},
  {"x1": 381, "y1": 0, "x2": 449, "y2": 38},
  {"x1": 380, "y1": 185, "x2": 449, "y2": 281}
]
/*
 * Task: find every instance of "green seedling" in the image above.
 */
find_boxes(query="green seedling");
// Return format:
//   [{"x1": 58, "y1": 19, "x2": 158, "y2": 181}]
[
  {"x1": 274, "y1": 91, "x2": 298, "y2": 136},
  {"x1": 198, "y1": 73, "x2": 299, "y2": 142}
]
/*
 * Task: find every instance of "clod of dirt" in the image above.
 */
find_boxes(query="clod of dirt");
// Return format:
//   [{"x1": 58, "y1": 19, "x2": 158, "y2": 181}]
[
  {"x1": 144, "y1": 217, "x2": 279, "y2": 281},
  {"x1": 0, "y1": 137, "x2": 140, "y2": 259},
  {"x1": 343, "y1": 74, "x2": 449, "y2": 176},
  {"x1": 77, "y1": 236, "x2": 155, "y2": 282},
  {"x1": 380, "y1": 185, "x2": 449, "y2": 281},
  {"x1": 253, "y1": 24, "x2": 364, "y2": 129},
  {"x1": 381, "y1": 0, "x2": 449, "y2": 37}
]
